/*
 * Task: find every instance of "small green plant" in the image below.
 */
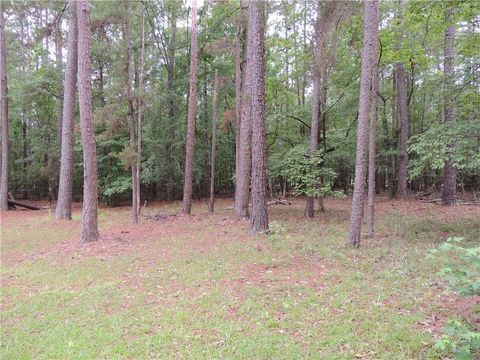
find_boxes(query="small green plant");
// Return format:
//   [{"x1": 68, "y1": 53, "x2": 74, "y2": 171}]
[
  {"x1": 429, "y1": 237, "x2": 480, "y2": 359},
  {"x1": 430, "y1": 237, "x2": 480, "y2": 296},
  {"x1": 434, "y1": 320, "x2": 480, "y2": 360}
]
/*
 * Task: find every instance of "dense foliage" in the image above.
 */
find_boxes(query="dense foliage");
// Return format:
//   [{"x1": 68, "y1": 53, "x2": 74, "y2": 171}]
[{"x1": 1, "y1": 0, "x2": 479, "y2": 204}]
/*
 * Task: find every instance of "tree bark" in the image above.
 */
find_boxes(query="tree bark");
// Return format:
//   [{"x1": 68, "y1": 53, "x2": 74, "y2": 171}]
[
  {"x1": 209, "y1": 71, "x2": 219, "y2": 213},
  {"x1": 56, "y1": 0, "x2": 78, "y2": 220},
  {"x1": 166, "y1": 9, "x2": 177, "y2": 201},
  {"x1": 182, "y1": 0, "x2": 198, "y2": 215},
  {"x1": 0, "y1": 1, "x2": 9, "y2": 210},
  {"x1": 124, "y1": 4, "x2": 137, "y2": 224},
  {"x1": 136, "y1": 15, "x2": 146, "y2": 217},
  {"x1": 248, "y1": 0, "x2": 268, "y2": 235},
  {"x1": 55, "y1": 19, "x2": 64, "y2": 151},
  {"x1": 305, "y1": 1, "x2": 345, "y2": 217},
  {"x1": 235, "y1": 1, "x2": 245, "y2": 197},
  {"x1": 389, "y1": 69, "x2": 398, "y2": 198},
  {"x1": 366, "y1": 11, "x2": 380, "y2": 237},
  {"x1": 396, "y1": 1, "x2": 409, "y2": 199},
  {"x1": 347, "y1": 0, "x2": 378, "y2": 247},
  {"x1": 77, "y1": 0, "x2": 99, "y2": 243},
  {"x1": 442, "y1": 9, "x2": 456, "y2": 206},
  {"x1": 305, "y1": 2, "x2": 322, "y2": 219},
  {"x1": 234, "y1": 3, "x2": 253, "y2": 219},
  {"x1": 396, "y1": 63, "x2": 408, "y2": 198}
]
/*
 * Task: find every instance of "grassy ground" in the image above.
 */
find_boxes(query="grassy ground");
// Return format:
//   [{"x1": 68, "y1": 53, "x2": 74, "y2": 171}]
[{"x1": 1, "y1": 197, "x2": 479, "y2": 359}]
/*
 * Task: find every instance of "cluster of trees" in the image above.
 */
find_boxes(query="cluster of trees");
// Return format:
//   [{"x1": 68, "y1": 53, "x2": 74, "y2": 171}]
[{"x1": 0, "y1": 0, "x2": 478, "y2": 244}]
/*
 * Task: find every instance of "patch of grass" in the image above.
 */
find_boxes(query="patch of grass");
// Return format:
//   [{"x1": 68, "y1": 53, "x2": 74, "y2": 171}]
[{"x1": 2, "y1": 199, "x2": 477, "y2": 359}]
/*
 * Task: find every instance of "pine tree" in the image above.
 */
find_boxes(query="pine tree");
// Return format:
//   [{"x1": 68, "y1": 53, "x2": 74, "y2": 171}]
[
  {"x1": 248, "y1": 0, "x2": 268, "y2": 234},
  {"x1": 77, "y1": 0, "x2": 99, "y2": 243},
  {"x1": 348, "y1": 0, "x2": 379, "y2": 247},
  {"x1": 56, "y1": 0, "x2": 78, "y2": 220},
  {"x1": 182, "y1": 0, "x2": 199, "y2": 215},
  {"x1": 0, "y1": 1, "x2": 9, "y2": 211}
]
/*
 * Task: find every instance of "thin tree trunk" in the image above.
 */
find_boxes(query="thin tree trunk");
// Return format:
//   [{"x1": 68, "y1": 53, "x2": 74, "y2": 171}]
[
  {"x1": 235, "y1": 0, "x2": 244, "y2": 193},
  {"x1": 55, "y1": 20, "x2": 64, "y2": 151},
  {"x1": 389, "y1": 69, "x2": 398, "y2": 198},
  {"x1": 0, "y1": 1, "x2": 8, "y2": 210},
  {"x1": 305, "y1": 2, "x2": 322, "y2": 219},
  {"x1": 442, "y1": 9, "x2": 456, "y2": 205},
  {"x1": 124, "y1": 5, "x2": 137, "y2": 224},
  {"x1": 347, "y1": 0, "x2": 378, "y2": 247},
  {"x1": 305, "y1": 1, "x2": 344, "y2": 217},
  {"x1": 77, "y1": 0, "x2": 99, "y2": 243},
  {"x1": 136, "y1": 15, "x2": 145, "y2": 217},
  {"x1": 396, "y1": 1, "x2": 409, "y2": 198},
  {"x1": 209, "y1": 71, "x2": 219, "y2": 213},
  {"x1": 248, "y1": 0, "x2": 268, "y2": 235},
  {"x1": 301, "y1": 0, "x2": 307, "y2": 109},
  {"x1": 379, "y1": 92, "x2": 390, "y2": 193},
  {"x1": 366, "y1": 15, "x2": 380, "y2": 237},
  {"x1": 202, "y1": 79, "x2": 209, "y2": 197},
  {"x1": 166, "y1": 10, "x2": 177, "y2": 201},
  {"x1": 56, "y1": 1, "x2": 78, "y2": 220},
  {"x1": 396, "y1": 63, "x2": 408, "y2": 198},
  {"x1": 182, "y1": 0, "x2": 198, "y2": 215},
  {"x1": 44, "y1": 8, "x2": 49, "y2": 65}
]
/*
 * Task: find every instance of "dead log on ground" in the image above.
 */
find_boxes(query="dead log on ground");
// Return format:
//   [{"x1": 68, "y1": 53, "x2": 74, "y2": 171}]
[
  {"x1": 7, "y1": 199, "x2": 43, "y2": 210},
  {"x1": 267, "y1": 199, "x2": 292, "y2": 206}
]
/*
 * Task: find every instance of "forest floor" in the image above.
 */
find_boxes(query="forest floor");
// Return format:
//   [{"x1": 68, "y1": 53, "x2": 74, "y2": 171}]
[{"x1": 1, "y1": 197, "x2": 479, "y2": 359}]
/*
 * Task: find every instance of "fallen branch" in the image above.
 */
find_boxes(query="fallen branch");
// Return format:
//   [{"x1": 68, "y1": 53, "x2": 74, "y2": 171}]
[
  {"x1": 223, "y1": 199, "x2": 292, "y2": 211},
  {"x1": 140, "y1": 212, "x2": 177, "y2": 221},
  {"x1": 7, "y1": 199, "x2": 44, "y2": 210},
  {"x1": 268, "y1": 199, "x2": 292, "y2": 206}
]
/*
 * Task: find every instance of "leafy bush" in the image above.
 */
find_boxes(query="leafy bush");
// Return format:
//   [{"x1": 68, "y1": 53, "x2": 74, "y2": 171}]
[
  {"x1": 429, "y1": 237, "x2": 480, "y2": 359},
  {"x1": 434, "y1": 320, "x2": 480, "y2": 360},
  {"x1": 408, "y1": 121, "x2": 480, "y2": 182},
  {"x1": 430, "y1": 237, "x2": 480, "y2": 296},
  {"x1": 270, "y1": 144, "x2": 343, "y2": 198}
]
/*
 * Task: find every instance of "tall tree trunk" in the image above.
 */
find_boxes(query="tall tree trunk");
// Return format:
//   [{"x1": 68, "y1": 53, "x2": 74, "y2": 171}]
[
  {"x1": 19, "y1": 15, "x2": 28, "y2": 199},
  {"x1": 305, "y1": 1, "x2": 345, "y2": 217},
  {"x1": 305, "y1": 2, "x2": 322, "y2": 219},
  {"x1": 235, "y1": 5, "x2": 253, "y2": 220},
  {"x1": 55, "y1": 20, "x2": 64, "y2": 151},
  {"x1": 301, "y1": 0, "x2": 307, "y2": 109},
  {"x1": 248, "y1": 0, "x2": 268, "y2": 235},
  {"x1": 181, "y1": 0, "x2": 198, "y2": 215},
  {"x1": 442, "y1": 9, "x2": 456, "y2": 205},
  {"x1": 379, "y1": 92, "x2": 390, "y2": 193},
  {"x1": 136, "y1": 15, "x2": 145, "y2": 217},
  {"x1": 235, "y1": 1, "x2": 245, "y2": 197},
  {"x1": 389, "y1": 69, "x2": 398, "y2": 198},
  {"x1": 366, "y1": 12, "x2": 380, "y2": 237},
  {"x1": 77, "y1": 0, "x2": 99, "y2": 243},
  {"x1": 0, "y1": 1, "x2": 8, "y2": 210},
  {"x1": 396, "y1": 63, "x2": 408, "y2": 198},
  {"x1": 202, "y1": 79, "x2": 209, "y2": 197},
  {"x1": 347, "y1": 0, "x2": 378, "y2": 247},
  {"x1": 124, "y1": 5, "x2": 137, "y2": 224},
  {"x1": 166, "y1": 10, "x2": 177, "y2": 201},
  {"x1": 396, "y1": 2, "x2": 409, "y2": 198},
  {"x1": 56, "y1": 1, "x2": 78, "y2": 220},
  {"x1": 209, "y1": 71, "x2": 219, "y2": 213}
]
